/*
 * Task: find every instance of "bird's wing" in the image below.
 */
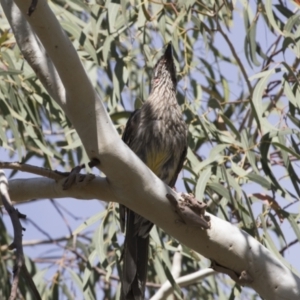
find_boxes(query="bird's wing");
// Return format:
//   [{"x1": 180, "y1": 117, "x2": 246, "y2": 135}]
[
  {"x1": 120, "y1": 109, "x2": 151, "y2": 299},
  {"x1": 119, "y1": 109, "x2": 141, "y2": 232},
  {"x1": 122, "y1": 109, "x2": 140, "y2": 145},
  {"x1": 168, "y1": 144, "x2": 187, "y2": 188}
]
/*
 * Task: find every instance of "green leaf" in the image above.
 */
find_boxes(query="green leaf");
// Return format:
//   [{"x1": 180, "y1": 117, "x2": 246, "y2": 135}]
[
  {"x1": 67, "y1": 268, "x2": 83, "y2": 292},
  {"x1": 244, "y1": 9, "x2": 260, "y2": 67},
  {"x1": 156, "y1": 255, "x2": 184, "y2": 300},
  {"x1": 208, "y1": 182, "x2": 231, "y2": 201},
  {"x1": 220, "y1": 113, "x2": 241, "y2": 140},
  {"x1": 272, "y1": 141, "x2": 300, "y2": 160},
  {"x1": 0, "y1": 69, "x2": 23, "y2": 76},
  {"x1": 286, "y1": 213, "x2": 300, "y2": 244},
  {"x1": 265, "y1": 0, "x2": 284, "y2": 35},
  {"x1": 230, "y1": 161, "x2": 248, "y2": 178},
  {"x1": 195, "y1": 144, "x2": 227, "y2": 173},
  {"x1": 82, "y1": 250, "x2": 97, "y2": 289},
  {"x1": 60, "y1": 21, "x2": 97, "y2": 63},
  {"x1": 241, "y1": 129, "x2": 260, "y2": 174},
  {"x1": 251, "y1": 68, "x2": 278, "y2": 133},
  {"x1": 246, "y1": 173, "x2": 272, "y2": 190},
  {"x1": 283, "y1": 79, "x2": 299, "y2": 109},
  {"x1": 108, "y1": 3, "x2": 120, "y2": 34},
  {"x1": 284, "y1": 13, "x2": 300, "y2": 37},
  {"x1": 61, "y1": 284, "x2": 75, "y2": 300},
  {"x1": 158, "y1": 10, "x2": 166, "y2": 38},
  {"x1": 73, "y1": 210, "x2": 107, "y2": 235},
  {"x1": 243, "y1": 192, "x2": 260, "y2": 239},
  {"x1": 195, "y1": 166, "x2": 212, "y2": 201},
  {"x1": 261, "y1": 215, "x2": 300, "y2": 277}
]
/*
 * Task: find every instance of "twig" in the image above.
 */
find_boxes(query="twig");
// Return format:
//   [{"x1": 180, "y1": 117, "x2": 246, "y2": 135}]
[
  {"x1": 0, "y1": 161, "x2": 64, "y2": 181},
  {"x1": 280, "y1": 239, "x2": 299, "y2": 255},
  {"x1": 49, "y1": 200, "x2": 83, "y2": 220},
  {"x1": 0, "y1": 160, "x2": 98, "y2": 190},
  {"x1": 69, "y1": 247, "x2": 161, "y2": 288},
  {"x1": 215, "y1": 19, "x2": 253, "y2": 96},
  {"x1": 150, "y1": 268, "x2": 216, "y2": 300},
  {"x1": 0, "y1": 233, "x2": 90, "y2": 250},
  {"x1": 171, "y1": 245, "x2": 182, "y2": 279},
  {"x1": 50, "y1": 199, "x2": 73, "y2": 235}
]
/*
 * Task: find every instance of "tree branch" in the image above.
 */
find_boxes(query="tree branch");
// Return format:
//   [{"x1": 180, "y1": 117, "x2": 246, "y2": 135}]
[
  {"x1": 151, "y1": 268, "x2": 216, "y2": 300},
  {"x1": 216, "y1": 18, "x2": 253, "y2": 96},
  {"x1": 0, "y1": 171, "x2": 41, "y2": 300},
  {"x1": 7, "y1": 177, "x2": 114, "y2": 204}
]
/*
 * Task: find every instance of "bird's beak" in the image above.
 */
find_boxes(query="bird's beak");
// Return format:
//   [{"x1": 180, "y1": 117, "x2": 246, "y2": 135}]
[{"x1": 164, "y1": 43, "x2": 173, "y2": 59}]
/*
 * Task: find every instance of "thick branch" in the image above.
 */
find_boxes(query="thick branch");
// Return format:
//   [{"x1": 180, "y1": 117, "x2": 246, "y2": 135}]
[{"x1": 7, "y1": 177, "x2": 113, "y2": 204}]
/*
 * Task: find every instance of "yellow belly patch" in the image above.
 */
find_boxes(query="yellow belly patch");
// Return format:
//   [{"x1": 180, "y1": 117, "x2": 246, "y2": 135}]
[{"x1": 146, "y1": 151, "x2": 169, "y2": 176}]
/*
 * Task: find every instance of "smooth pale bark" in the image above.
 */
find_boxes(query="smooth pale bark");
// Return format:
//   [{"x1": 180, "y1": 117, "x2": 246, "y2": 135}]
[
  {"x1": 1, "y1": 0, "x2": 300, "y2": 298},
  {"x1": 151, "y1": 269, "x2": 216, "y2": 300},
  {"x1": 7, "y1": 177, "x2": 114, "y2": 203}
]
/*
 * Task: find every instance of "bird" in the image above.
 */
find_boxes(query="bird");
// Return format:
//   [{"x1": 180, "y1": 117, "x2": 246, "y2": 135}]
[{"x1": 120, "y1": 43, "x2": 187, "y2": 300}]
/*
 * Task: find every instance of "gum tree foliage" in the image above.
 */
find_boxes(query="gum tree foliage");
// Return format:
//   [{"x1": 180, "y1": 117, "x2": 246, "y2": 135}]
[{"x1": 0, "y1": 0, "x2": 300, "y2": 299}]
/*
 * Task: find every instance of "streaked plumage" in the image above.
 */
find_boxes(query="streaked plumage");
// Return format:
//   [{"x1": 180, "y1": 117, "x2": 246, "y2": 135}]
[{"x1": 120, "y1": 44, "x2": 187, "y2": 300}]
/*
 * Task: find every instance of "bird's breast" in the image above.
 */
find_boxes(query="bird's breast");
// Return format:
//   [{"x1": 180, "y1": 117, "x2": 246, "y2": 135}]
[{"x1": 131, "y1": 114, "x2": 186, "y2": 184}]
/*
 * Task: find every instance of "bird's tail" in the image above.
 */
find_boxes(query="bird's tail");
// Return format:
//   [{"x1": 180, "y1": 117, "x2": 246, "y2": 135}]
[{"x1": 121, "y1": 208, "x2": 152, "y2": 300}]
